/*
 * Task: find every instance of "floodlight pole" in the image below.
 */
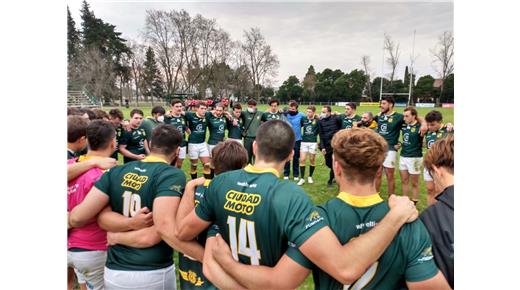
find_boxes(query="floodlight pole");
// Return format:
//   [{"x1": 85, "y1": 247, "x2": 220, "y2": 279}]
[
  {"x1": 379, "y1": 35, "x2": 385, "y2": 102},
  {"x1": 408, "y1": 30, "x2": 416, "y2": 106}
]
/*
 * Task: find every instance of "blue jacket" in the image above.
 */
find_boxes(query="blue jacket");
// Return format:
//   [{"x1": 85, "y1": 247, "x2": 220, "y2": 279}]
[{"x1": 285, "y1": 112, "x2": 305, "y2": 141}]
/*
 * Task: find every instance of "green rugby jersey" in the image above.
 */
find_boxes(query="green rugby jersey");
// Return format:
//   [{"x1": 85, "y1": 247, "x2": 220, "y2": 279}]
[
  {"x1": 261, "y1": 111, "x2": 283, "y2": 122},
  {"x1": 195, "y1": 165, "x2": 326, "y2": 267},
  {"x1": 94, "y1": 156, "x2": 186, "y2": 271},
  {"x1": 164, "y1": 114, "x2": 188, "y2": 147},
  {"x1": 289, "y1": 192, "x2": 438, "y2": 290},
  {"x1": 119, "y1": 127, "x2": 147, "y2": 163},
  {"x1": 227, "y1": 117, "x2": 244, "y2": 140},
  {"x1": 185, "y1": 111, "x2": 208, "y2": 144},
  {"x1": 400, "y1": 122, "x2": 424, "y2": 157},
  {"x1": 139, "y1": 117, "x2": 161, "y2": 142},
  {"x1": 375, "y1": 112, "x2": 405, "y2": 151},
  {"x1": 425, "y1": 125, "x2": 452, "y2": 150},
  {"x1": 300, "y1": 116, "x2": 319, "y2": 143},
  {"x1": 179, "y1": 179, "x2": 217, "y2": 290},
  {"x1": 207, "y1": 113, "x2": 227, "y2": 145},
  {"x1": 67, "y1": 149, "x2": 78, "y2": 160},
  {"x1": 241, "y1": 110, "x2": 263, "y2": 138},
  {"x1": 110, "y1": 124, "x2": 124, "y2": 159},
  {"x1": 339, "y1": 114, "x2": 362, "y2": 129}
]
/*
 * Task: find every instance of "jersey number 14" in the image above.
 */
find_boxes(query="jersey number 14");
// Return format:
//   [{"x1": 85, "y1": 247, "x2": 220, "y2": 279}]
[{"x1": 227, "y1": 216, "x2": 262, "y2": 265}]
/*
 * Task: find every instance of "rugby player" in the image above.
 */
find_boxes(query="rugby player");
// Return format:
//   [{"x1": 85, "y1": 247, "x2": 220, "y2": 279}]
[
  {"x1": 424, "y1": 110, "x2": 453, "y2": 205},
  {"x1": 260, "y1": 99, "x2": 283, "y2": 122},
  {"x1": 226, "y1": 103, "x2": 244, "y2": 145},
  {"x1": 354, "y1": 112, "x2": 378, "y2": 131},
  {"x1": 69, "y1": 124, "x2": 204, "y2": 290},
  {"x1": 67, "y1": 120, "x2": 116, "y2": 290},
  {"x1": 118, "y1": 109, "x2": 150, "y2": 164},
  {"x1": 297, "y1": 105, "x2": 319, "y2": 186},
  {"x1": 139, "y1": 105, "x2": 166, "y2": 143},
  {"x1": 175, "y1": 140, "x2": 249, "y2": 289},
  {"x1": 164, "y1": 99, "x2": 189, "y2": 168},
  {"x1": 209, "y1": 128, "x2": 451, "y2": 290},
  {"x1": 108, "y1": 109, "x2": 124, "y2": 161},
  {"x1": 206, "y1": 103, "x2": 228, "y2": 178},
  {"x1": 185, "y1": 102, "x2": 212, "y2": 179},
  {"x1": 396, "y1": 107, "x2": 424, "y2": 204},
  {"x1": 375, "y1": 96, "x2": 426, "y2": 196},
  {"x1": 67, "y1": 115, "x2": 89, "y2": 160},
  {"x1": 175, "y1": 120, "x2": 419, "y2": 288},
  {"x1": 338, "y1": 102, "x2": 362, "y2": 129},
  {"x1": 284, "y1": 100, "x2": 306, "y2": 181}
]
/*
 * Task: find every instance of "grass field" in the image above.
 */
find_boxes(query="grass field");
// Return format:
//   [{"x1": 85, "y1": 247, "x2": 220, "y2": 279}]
[{"x1": 101, "y1": 103, "x2": 454, "y2": 289}]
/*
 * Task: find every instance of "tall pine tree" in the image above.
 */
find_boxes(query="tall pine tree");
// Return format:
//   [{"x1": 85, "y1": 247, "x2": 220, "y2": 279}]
[
  {"x1": 143, "y1": 47, "x2": 163, "y2": 103},
  {"x1": 67, "y1": 6, "x2": 81, "y2": 61}
]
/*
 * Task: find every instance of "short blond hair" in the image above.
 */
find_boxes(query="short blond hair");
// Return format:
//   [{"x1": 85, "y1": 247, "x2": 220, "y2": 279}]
[{"x1": 332, "y1": 128, "x2": 388, "y2": 184}]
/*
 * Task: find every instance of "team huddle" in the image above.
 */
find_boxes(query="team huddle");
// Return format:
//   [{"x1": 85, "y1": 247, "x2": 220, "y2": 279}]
[{"x1": 67, "y1": 96, "x2": 454, "y2": 290}]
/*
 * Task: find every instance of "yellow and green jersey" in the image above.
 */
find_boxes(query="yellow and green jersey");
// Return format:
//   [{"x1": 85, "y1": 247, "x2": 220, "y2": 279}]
[
  {"x1": 164, "y1": 114, "x2": 188, "y2": 147},
  {"x1": 261, "y1": 111, "x2": 283, "y2": 122},
  {"x1": 301, "y1": 116, "x2": 320, "y2": 143},
  {"x1": 375, "y1": 112, "x2": 405, "y2": 151},
  {"x1": 425, "y1": 125, "x2": 452, "y2": 150},
  {"x1": 400, "y1": 122, "x2": 424, "y2": 157},
  {"x1": 185, "y1": 111, "x2": 209, "y2": 144},
  {"x1": 227, "y1": 117, "x2": 244, "y2": 140},
  {"x1": 290, "y1": 192, "x2": 438, "y2": 290},
  {"x1": 94, "y1": 156, "x2": 186, "y2": 271},
  {"x1": 195, "y1": 165, "x2": 326, "y2": 267},
  {"x1": 178, "y1": 179, "x2": 217, "y2": 290},
  {"x1": 207, "y1": 113, "x2": 227, "y2": 145},
  {"x1": 339, "y1": 114, "x2": 362, "y2": 129},
  {"x1": 119, "y1": 127, "x2": 147, "y2": 163},
  {"x1": 139, "y1": 117, "x2": 161, "y2": 142}
]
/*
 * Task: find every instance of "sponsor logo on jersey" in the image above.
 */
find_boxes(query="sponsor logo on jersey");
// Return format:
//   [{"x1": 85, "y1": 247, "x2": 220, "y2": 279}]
[
  {"x1": 196, "y1": 124, "x2": 204, "y2": 132},
  {"x1": 179, "y1": 269, "x2": 204, "y2": 286},
  {"x1": 305, "y1": 210, "x2": 324, "y2": 229},
  {"x1": 417, "y1": 246, "x2": 434, "y2": 262},
  {"x1": 380, "y1": 123, "x2": 388, "y2": 133},
  {"x1": 169, "y1": 184, "x2": 182, "y2": 193},
  {"x1": 389, "y1": 117, "x2": 393, "y2": 123},
  {"x1": 121, "y1": 172, "x2": 148, "y2": 190},
  {"x1": 224, "y1": 190, "x2": 262, "y2": 215}
]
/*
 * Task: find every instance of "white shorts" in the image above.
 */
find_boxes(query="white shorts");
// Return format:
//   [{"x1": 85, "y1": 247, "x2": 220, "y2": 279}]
[
  {"x1": 208, "y1": 144, "x2": 218, "y2": 157},
  {"x1": 423, "y1": 168, "x2": 433, "y2": 181},
  {"x1": 188, "y1": 142, "x2": 210, "y2": 159},
  {"x1": 399, "y1": 157, "x2": 423, "y2": 175},
  {"x1": 383, "y1": 150, "x2": 398, "y2": 168},
  {"x1": 178, "y1": 146, "x2": 186, "y2": 159},
  {"x1": 228, "y1": 138, "x2": 243, "y2": 145},
  {"x1": 104, "y1": 264, "x2": 176, "y2": 290},
  {"x1": 300, "y1": 142, "x2": 317, "y2": 154},
  {"x1": 67, "y1": 250, "x2": 107, "y2": 290}
]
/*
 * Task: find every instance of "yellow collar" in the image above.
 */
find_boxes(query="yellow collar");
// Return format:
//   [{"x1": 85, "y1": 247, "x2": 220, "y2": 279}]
[
  {"x1": 204, "y1": 179, "x2": 212, "y2": 187},
  {"x1": 77, "y1": 155, "x2": 105, "y2": 162},
  {"x1": 142, "y1": 156, "x2": 169, "y2": 164},
  {"x1": 244, "y1": 164, "x2": 279, "y2": 177},
  {"x1": 337, "y1": 192, "x2": 383, "y2": 207}
]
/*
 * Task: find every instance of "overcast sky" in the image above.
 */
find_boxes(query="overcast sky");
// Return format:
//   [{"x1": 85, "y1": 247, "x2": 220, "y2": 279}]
[{"x1": 68, "y1": 0, "x2": 453, "y2": 87}]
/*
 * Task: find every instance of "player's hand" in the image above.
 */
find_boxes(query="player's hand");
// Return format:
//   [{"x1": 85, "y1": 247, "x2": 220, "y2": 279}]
[
  {"x1": 232, "y1": 119, "x2": 238, "y2": 126},
  {"x1": 321, "y1": 148, "x2": 326, "y2": 155},
  {"x1": 212, "y1": 234, "x2": 235, "y2": 266},
  {"x1": 130, "y1": 207, "x2": 153, "y2": 230},
  {"x1": 93, "y1": 157, "x2": 118, "y2": 170},
  {"x1": 137, "y1": 154, "x2": 146, "y2": 160},
  {"x1": 186, "y1": 128, "x2": 191, "y2": 134},
  {"x1": 387, "y1": 195, "x2": 418, "y2": 224},
  {"x1": 419, "y1": 124, "x2": 428, "y2": 136},
  {"x1": 123, "y1": 122, "x2": 132, "y2": 132},
  {"x1": 446, "y1": 122, "x2": 454, "y2": 132},
  {"x1": 107, "y1": 232, "x2": 119, "y2": 246},
  {"x1": 394, "y1": 144, "x2": 401, "y2": 150}
]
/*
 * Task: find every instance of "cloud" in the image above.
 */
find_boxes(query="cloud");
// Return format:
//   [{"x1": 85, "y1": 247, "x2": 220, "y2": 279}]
[{"x1": 67, "y1": 1, "x2": 453, "y2": 86}]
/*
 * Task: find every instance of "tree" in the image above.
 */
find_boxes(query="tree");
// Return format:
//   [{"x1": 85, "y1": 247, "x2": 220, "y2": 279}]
[
  {"x1": 384, "y1": 33, "x2": 400, "y2": 87},
  {"x1": 371, "y1": 77, "x2": 391, "y2": 101},
  {"x1": 143, "y1": 46, "x2": 162, "y2": 104},
  {"x1": 413, "y1": 75, "x2": 435, "y2": 103},
  {"x1": 345, "y1": 69, "x2": 369, "y2": 102},
  {"x1": 315, "y1": 68, "x2": 344, "y2": 103},
  {"x1": 276, "y1": 76, "x2": 303, "y2": 102},
  {"x1": 128, "y1": 40, "x2": 146, "y2": 105},
  {"x1": 431, "y1": 31, "x2": 454, "y2": 106},
  {"x1": 67, "y1": 6, "x2": 81, "y2": 62},
  {"x1": 241, "y1": 27, "x2": 279, "y2": 99},
  {"x1": 441, "y1": 73, "x2": 454, "y2": 103},
  {"x1": 302, "y1": 65, "x2": 317, "y2": 102},
  {"x1": 361, "y1": 56, "x2": 373, "y2": 101}
]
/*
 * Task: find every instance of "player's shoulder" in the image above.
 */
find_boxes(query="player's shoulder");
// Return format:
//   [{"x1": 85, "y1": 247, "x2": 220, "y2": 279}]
[{"x1": 272, "y1": 180, "x2": 310, "y2": 202}]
